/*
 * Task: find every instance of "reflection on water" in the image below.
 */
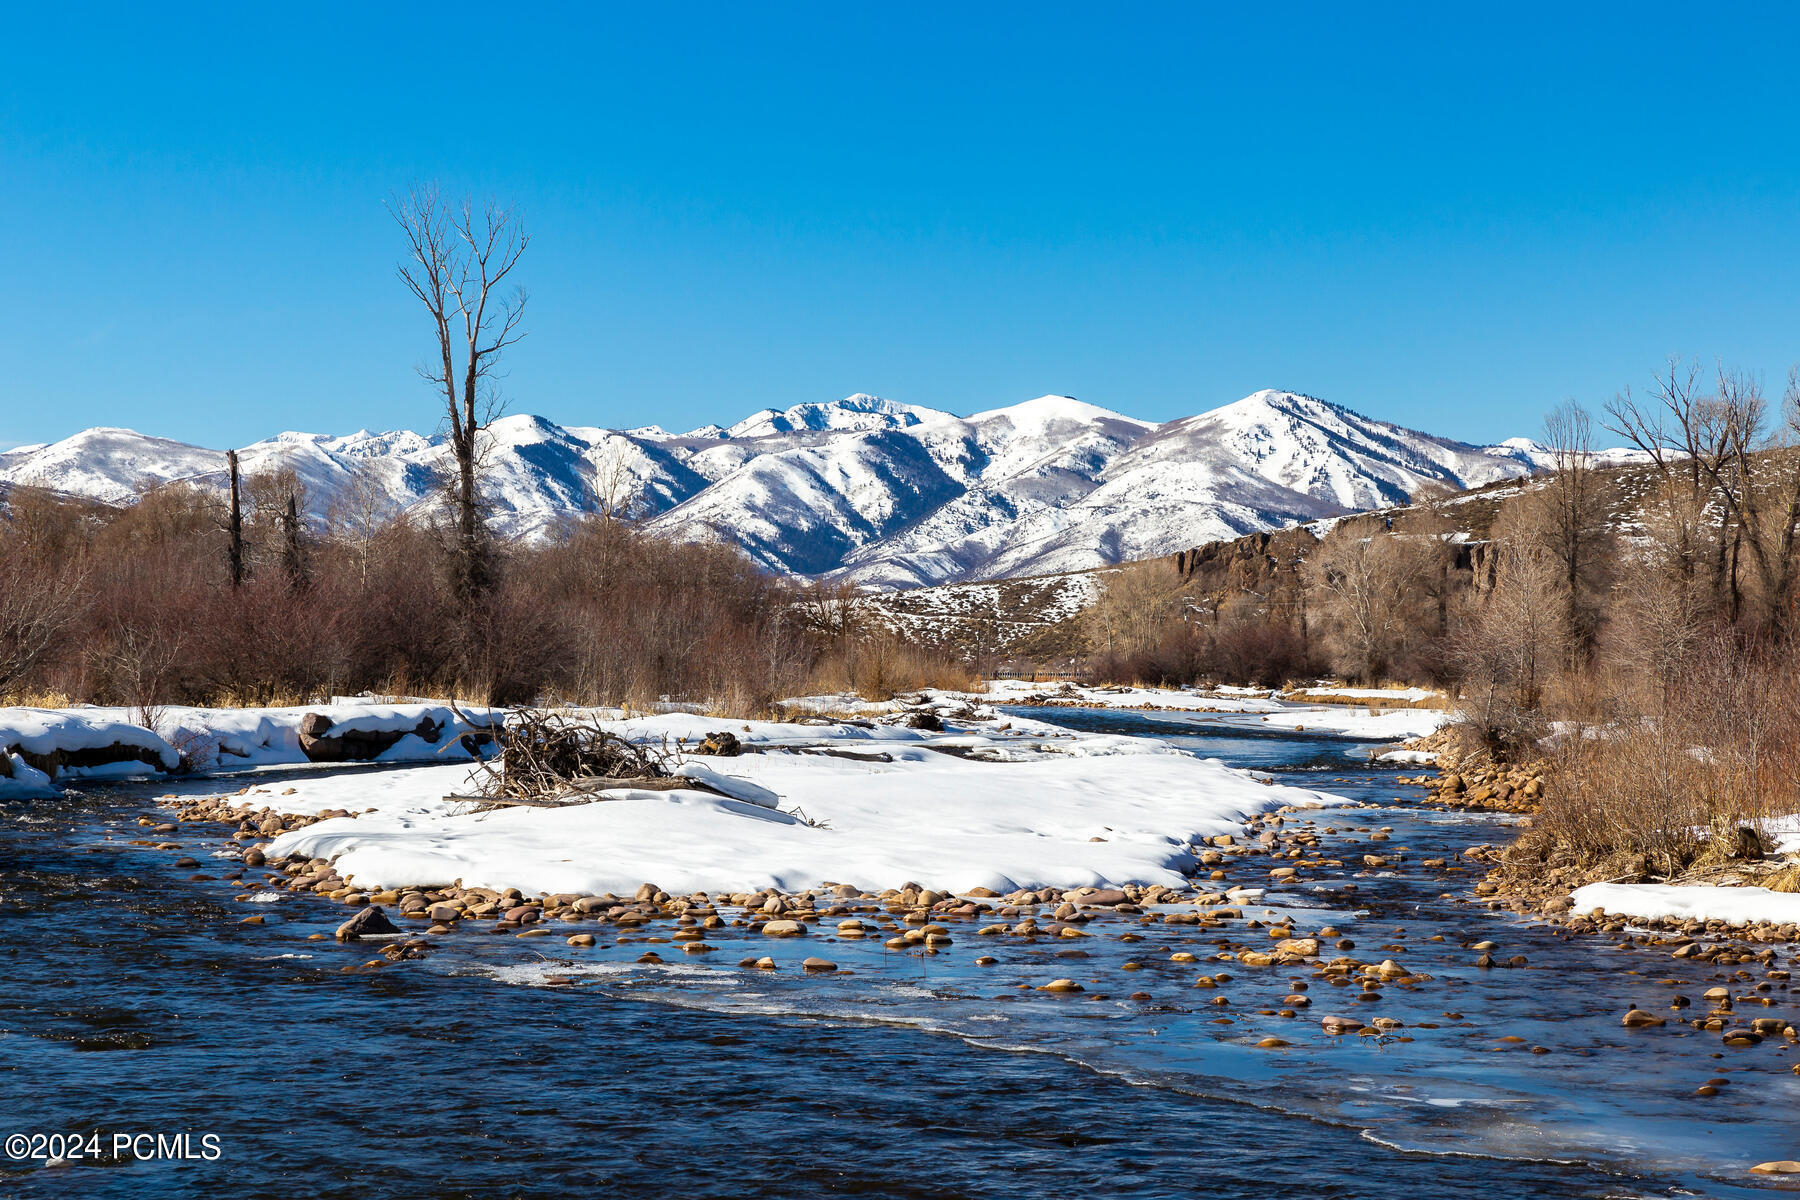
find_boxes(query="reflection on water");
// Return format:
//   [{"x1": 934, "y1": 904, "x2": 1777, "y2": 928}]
[{"x1": 0, "y1": 708, "x2": 1788, "y2": 1197}]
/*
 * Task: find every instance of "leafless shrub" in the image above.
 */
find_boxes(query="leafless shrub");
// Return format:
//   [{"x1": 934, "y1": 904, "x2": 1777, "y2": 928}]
[
  {"x1": 1530, "y1": 629, "x2": 1800, "y2": 876},
  {"x1": 1451, "y1": 541, "x2": 1565, "y2": 760}
]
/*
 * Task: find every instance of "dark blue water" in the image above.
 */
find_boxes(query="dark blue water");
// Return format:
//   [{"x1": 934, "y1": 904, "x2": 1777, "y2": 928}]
[{"x1": 0, "y1": 709, "x2": 1788, "y2": 1197}]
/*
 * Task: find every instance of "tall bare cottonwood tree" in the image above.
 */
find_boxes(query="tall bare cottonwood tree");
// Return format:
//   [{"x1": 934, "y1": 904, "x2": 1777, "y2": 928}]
[
  {"x1": 1513, "y1": 400, "x2": 1610, "y2": 657},
  {"x1": 390, "y1": 185, "x2": 529, "y2": 603}
]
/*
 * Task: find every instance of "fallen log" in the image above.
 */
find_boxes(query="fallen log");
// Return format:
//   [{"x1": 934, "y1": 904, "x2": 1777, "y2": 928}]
[{"x1": 446, "y1": 775, "x2": 729, "y2": 808}]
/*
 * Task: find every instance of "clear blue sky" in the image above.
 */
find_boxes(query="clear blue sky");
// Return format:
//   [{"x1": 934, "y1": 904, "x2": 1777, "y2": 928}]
[{"x1": 4, "y1": 3, "x2": 1798, "y2": 451}]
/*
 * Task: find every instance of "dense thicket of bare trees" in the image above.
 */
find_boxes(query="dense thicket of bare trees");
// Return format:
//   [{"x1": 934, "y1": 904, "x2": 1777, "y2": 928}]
[
  {"x1": 1083, "y1": 559, "x2": 1309, "y2": 688},
  {"x1": 0, "y1": 479, "x2": 965, "y2": 711}
]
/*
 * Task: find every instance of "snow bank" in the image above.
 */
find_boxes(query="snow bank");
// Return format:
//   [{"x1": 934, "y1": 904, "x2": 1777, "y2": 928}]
[
  {"x1": 980, "y1": 680, "x2": 1255, "y2": 710},
  {"x1": 1376, "y1": 749, "x2": 1439, "y2": 765},
  {"x1": 0, "y1": 708, "x2": 179, "y2": 765},
  {"x1": 776, "y1": 693, "x2": 903, "y2": 716},
  {"x1": 974, "y1": 680, "x2": 1452, "y2": 740},
  {"x1": 1570, "y1": 882, "x2": 1800, "y2": 927},
  {"x1": 0, "y1": 702, "x2": 503, "y2": 788},
  {"x1": 0, "y1": 708, "x2": 179, "y2": 779},
  {"x1": 107, "y1": 703, "x2": 502, "y2": 769},
  {"x1": 260, "y1": 720, "x2": 1333, "y2": 896},
  {"x1": 1247, "y1": 707, "x2": 1448, "y2": 740},
  {"x1": 0, "y1": 753, "x2": 57, "y2": 799}
]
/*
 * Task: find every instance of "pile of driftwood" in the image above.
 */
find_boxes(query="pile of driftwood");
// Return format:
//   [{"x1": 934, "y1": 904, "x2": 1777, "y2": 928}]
[{"x1": 464, "y1": 709, "x2": 677, "y2": 808}]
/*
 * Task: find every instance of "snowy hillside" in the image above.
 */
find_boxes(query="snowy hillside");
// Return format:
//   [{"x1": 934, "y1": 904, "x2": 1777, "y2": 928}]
[{"x1": 0, "y1": 390, "x2": 1562, "y2": 588}]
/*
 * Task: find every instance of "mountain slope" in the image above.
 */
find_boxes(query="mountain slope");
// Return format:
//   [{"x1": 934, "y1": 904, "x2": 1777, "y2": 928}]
[
  {"x1": 0, "y1": 390, "x2": 1557, "y2": 588},
  {"x1": 828, "y1": 390, "x2": 1550, "y2": 587}
]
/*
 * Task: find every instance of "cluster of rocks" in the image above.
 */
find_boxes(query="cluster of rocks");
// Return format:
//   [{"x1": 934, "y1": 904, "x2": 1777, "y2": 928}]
[
  {"x1": 1393, "y1": 730, "x2": 1547, "y2": 814},
  {"x1": 1619, "y1": 978, "x2": 1800, "y2": 1067},
  {"x1": 158, "y1": 791, "x2": 1476, "y2": 1043},
  {"x1": 1561, "y1": 907, "x2": 1800, "y2": 951},
  {"x1": 166, "y1": 791, "x2": 345, "y2": 868},
  {"x1": 164, "y1": 789, "x2": 1443, "y2": 1001}
]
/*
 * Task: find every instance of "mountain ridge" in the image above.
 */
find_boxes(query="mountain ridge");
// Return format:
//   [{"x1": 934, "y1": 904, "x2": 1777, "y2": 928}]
[{"x1": 0, "y1": 390, "x2": 1579, "y2": 589}]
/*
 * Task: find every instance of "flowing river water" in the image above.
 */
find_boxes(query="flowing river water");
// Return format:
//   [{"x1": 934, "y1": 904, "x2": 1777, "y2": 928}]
[{"x1": 2, "y1": 706, "x2": 1798, "y2": 1198}]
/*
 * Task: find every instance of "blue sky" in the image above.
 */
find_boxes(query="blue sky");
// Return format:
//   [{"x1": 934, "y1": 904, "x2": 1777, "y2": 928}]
[{"x1": 3, "y1": 3, "x2": 1798, "y2": 450}]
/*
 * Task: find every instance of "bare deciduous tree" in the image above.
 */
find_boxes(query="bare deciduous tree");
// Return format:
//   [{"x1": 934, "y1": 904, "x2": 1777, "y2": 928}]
[
  {"x1": 390, "y1": 184, "x2": 529, "y2": 604},
  {"x1": 325, "y1": 459, "x2": 402, "y2": 587},
  {"x1": 588, "y1": 440, "x2": 643, "y2": 522},
  {"x1": 246, "y1": 462, "x2": 308, "y2": 586},
  {"x1": 1302, "y1": 528, "x2": 1409, "y2": 683},
  {"x1": 1509, "y1": 400, "x2": 1610, "y2": 657},
  {"x1": 1605, "y1": 360, "x2": 1800, "y2": 632},
  {"x1": 1454, "y1": 541, "x2": 1565, "y2": 758},
  {"x1": 0, "y1": 548, "x2": 85, "y2": 694},
  {"x1": 1086, "y1": 560, "x2": 1185, "y2": 658},
  {"x1": 1605, "y1": 358, "x2": 1733, "y2": 604}
]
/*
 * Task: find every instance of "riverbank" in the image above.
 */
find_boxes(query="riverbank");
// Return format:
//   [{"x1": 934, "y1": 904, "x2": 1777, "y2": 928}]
[{"x1": 1377, "y1": 724, "x2": 1800, "y2": 950}]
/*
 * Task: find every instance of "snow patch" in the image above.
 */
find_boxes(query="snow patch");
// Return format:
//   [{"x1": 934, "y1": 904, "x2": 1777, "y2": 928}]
[{"x1": 1570, "y1": 882, "x2": 1800, "y2": 927}]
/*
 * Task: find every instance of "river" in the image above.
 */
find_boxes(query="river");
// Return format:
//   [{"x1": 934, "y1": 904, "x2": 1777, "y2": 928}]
[{"x1": 1, "y1": 706, "x2": 1794, "y2": 1197}]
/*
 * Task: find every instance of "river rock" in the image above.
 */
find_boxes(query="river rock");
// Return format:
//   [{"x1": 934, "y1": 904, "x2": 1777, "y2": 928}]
[
  {"x1": 336, "y1": 906, "x2": 399, "y2": 941},
  {"x1": 761, "y1": 920, "x2": 806, "y2": 937}
]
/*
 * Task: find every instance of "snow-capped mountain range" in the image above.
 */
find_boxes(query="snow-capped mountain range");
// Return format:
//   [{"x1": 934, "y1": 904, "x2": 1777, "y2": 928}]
[{"x1": 0, "y1": 390, "x2": 1572, "y2": 589}]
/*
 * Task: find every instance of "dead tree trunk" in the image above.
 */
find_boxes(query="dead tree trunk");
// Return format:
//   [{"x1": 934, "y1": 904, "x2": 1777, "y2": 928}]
[
  {"x1": 226, "y1": 449, "x2": 245, "y2": 588},
  {"x1": 282, "y1": 488, "x2": 305, "y2": 586}
]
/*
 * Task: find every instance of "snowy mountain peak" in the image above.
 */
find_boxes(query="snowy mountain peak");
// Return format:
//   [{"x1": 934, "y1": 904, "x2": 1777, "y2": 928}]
[
  {"x1": 724, "y1": 394, "x2": 935, "y2": 439},
  {"x1": 968, "y1": 394, "x2": 1151, "y2": 431},
  {"x1": 1199, "y1": 389, "x2": 1384, "y2": 435}
]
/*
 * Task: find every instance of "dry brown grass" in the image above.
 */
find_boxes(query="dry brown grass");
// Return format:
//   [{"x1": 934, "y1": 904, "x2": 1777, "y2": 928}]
[
  {"x1": 0, "y1": 687, "x2": 79, "y2": 709},
  {"x1": 802, "y1": 635, "x2": 975, "y2": 702},
  {"x1": 1277, "y1": 685, "x2": 1449, "y2": 710},
  {"x1": 1526, "y1": 634, "x2": 1800, "y2": 880}
]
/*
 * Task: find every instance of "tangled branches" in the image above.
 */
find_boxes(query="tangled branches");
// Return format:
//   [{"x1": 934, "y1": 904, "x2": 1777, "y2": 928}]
[{"x1": 469, "y1": 708, "x2": 672, "y2": 805}]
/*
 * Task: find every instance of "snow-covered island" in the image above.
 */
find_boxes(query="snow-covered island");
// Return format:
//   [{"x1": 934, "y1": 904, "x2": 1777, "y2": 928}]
[
  {"x1": 6, "y1": 695, "x2": 1368, "y2": 896},
  {"x1": 0, "y1": 683, "x2": 1480, "y2": 898},
  {"x1": 13, "y1": 687, "x2": 1800, "y2": 934}
]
